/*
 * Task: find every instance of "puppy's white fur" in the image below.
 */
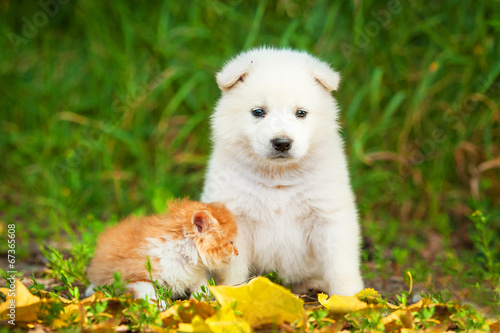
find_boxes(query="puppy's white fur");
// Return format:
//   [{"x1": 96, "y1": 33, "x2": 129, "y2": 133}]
[{"x1": 202, "y1": 47, "x2": 363, "y2": 296}]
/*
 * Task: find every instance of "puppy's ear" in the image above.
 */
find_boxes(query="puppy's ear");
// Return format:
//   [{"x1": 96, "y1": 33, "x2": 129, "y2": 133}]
[
  {"x1": 216, "y1": 59, "x2": 252, "y2": 91},
  {"x1": 191, "y1": 210, "x2": 216, "y2": 233},
  {"x1": 310, "y1": 61, "x2": 341, "y2": 92}
]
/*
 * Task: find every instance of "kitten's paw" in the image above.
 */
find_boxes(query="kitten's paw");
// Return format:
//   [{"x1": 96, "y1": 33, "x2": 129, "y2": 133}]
[
  {"x1": 157, "y1": 299, "x2": 168, "y2": 311},
  {"x1": 128, "y1": 282, "x2": 169, "y2": 310},
  {"x1": 85, "y1": 284, "x2": 96, "y2": 297}
]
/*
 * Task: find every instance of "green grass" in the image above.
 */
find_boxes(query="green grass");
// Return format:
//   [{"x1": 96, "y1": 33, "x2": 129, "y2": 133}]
[{"x1": 0, "y1": 0, "x2": 499, "y2": 327}]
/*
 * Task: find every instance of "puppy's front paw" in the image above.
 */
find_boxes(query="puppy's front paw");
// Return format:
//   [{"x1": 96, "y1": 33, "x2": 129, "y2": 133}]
[
  {"x1": 328, "y1": 275, "x2": 364, "y2": 296},
  {"x1": 85, "y1": 283, "x2": 96, "y2": 297},
  {"x1": 292, "y1": 279, "x2": 328, "y2": 296}
]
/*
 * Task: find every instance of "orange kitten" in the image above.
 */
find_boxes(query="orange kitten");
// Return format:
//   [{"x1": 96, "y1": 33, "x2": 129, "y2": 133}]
[{"x1": 86, "y1": 199, "x2": 238, "y2": 302}]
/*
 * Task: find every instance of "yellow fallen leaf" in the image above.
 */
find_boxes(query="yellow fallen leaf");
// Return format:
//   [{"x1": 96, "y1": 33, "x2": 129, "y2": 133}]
[
  {"x1": 382, "y1": 298, "x2": 435, "y2": 330},
  {"x1": 53, "y1": 291, "x2": 113, "y2": 328},
  {"x1": 0, "y1": 279, "x2": 117, "y2": 328},
  {"x1": 80, "y1": 291, "x2": 112, "y2": 309},
  {"x1": 382, "y1": 309, "x2": 414, "y2": 330},
  {"x1": 83, "y1": 321, "x2": 118, "y2": 333},
  {"x1": 177, "y1": 315, "x2": 212, "y2": 332},
  {"x1": 206, "y1": 303, "x2": 252, "y2": 333},
  {"x1": 407, "y1": 297, "x2": 433, "y2": 311},
  {"x1": 488, "y1": 318, "x2": 500, "y2": 332},
  {"x1": 209, "y1": 276, "x2": 303, "y2": 327},
  {"x1": 355, "y1": 288, "x2": 383, "y2": 305},
  {"x1": 0, "y1": 278, "x2": 45, "y2": 322},
  {"x1": 318, "y1": 293, "x2": 370, "y2": 314},
  {"x1": 160, "y1": 299, "x2": 215, "y2": 327},
  {"x1": 386, "y1": 301, "x2": 400, "y2": 310}
]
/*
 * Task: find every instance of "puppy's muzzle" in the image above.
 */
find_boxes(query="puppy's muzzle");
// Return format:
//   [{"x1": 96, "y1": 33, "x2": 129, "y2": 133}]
[{"x1": 271, "y1": 137, "x2": 293, "y2": 152}]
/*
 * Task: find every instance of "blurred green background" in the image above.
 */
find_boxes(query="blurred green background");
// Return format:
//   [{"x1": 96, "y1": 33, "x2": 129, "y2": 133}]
[{"x1": 1, "y1": 0, "x2": 499, "y2": 309}]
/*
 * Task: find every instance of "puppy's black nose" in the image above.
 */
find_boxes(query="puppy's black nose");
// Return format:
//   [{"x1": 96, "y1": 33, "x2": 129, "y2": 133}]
[{"x1": 271, "y1": 137, "x2": 293, "y2": 152}]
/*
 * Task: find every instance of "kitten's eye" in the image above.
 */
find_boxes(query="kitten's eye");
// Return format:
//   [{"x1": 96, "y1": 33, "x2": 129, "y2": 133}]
[
  {"x1": 252, "y1": 108, "x2": 266, "y2": 118},
  {"x1": 296, "y1": 109, "x2": 308, "y2": 118}
]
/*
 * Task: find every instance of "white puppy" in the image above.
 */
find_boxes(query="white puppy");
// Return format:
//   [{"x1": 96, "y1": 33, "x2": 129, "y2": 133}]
[{"x1": 201, "y1": 47, "x2": 363, "y2": 296}]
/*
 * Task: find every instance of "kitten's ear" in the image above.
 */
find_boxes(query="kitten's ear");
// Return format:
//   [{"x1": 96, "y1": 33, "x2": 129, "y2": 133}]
[{"x1": 192, "y1": 210, "x2": 216, "y2": 234}]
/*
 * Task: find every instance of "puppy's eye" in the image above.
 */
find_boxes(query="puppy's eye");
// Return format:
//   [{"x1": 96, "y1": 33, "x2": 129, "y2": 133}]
[
  {"x1": 252, "y1": 108, "x2": 266, "y2": 118},
  {"x1": 296, "y1": 109, "x2": 308, "y2": 118}
]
